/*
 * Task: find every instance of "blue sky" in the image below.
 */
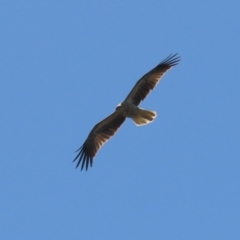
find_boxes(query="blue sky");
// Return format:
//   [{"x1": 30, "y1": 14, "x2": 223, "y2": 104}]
[{"x1": 1, "y1": 1, "x2": 240, "y2": 239}]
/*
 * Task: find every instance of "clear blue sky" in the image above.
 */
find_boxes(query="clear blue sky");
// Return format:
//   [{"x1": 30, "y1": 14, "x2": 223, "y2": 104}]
[{"x1": 1, "y1": 1, "x2": 240, "y2": 239}]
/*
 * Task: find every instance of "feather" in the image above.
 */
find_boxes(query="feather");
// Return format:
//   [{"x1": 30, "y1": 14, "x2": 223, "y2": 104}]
[
  {"x1": 123, "y1": 53, "x2": 180, "y2": 106},
  {"x1": 73, "y1": 112, "x2": 125, "y2": 170}
]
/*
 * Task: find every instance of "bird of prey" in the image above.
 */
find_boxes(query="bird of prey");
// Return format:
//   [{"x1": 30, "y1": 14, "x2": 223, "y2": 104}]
[{"x1": 73, "y1": 53, "x2": 180, "y2": 170}]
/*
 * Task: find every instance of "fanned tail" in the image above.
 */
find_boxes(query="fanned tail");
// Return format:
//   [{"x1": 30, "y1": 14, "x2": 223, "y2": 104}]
[{"x1": 131, "y1": 108, "x2": 157, "y2": 126}]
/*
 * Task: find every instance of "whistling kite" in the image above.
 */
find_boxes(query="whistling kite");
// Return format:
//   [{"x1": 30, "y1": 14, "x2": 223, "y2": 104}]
[{"x1": 73, "y1": 54, "x2": 180, "y2": 170}]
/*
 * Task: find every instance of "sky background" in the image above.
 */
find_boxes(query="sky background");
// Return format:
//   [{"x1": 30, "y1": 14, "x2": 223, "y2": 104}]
[{"x1": 1, "y1": 1, "x2": 240, "y2": 239}]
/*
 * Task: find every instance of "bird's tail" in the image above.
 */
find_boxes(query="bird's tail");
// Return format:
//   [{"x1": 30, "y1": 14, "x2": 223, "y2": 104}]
[{"x1": 131, "y1": 108, "x2": 157, "y2": 126}]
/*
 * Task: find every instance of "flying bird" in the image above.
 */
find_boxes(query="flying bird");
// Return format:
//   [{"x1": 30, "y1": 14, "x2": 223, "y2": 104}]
[{"x1": 73, "y1": 53, "x2": 180, "y2": 170}]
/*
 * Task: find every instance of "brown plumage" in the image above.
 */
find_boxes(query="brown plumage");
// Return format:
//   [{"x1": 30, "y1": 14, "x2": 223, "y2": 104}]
[
  {"x1": 124, "y1": 53, "x2": 180, "y2": 106},
  {"x1": 73, "y1": 113, "x2": 126, "y2": 170},
  {"x1": 73, "y1": 53, "x2": 180, "y2": 170}
]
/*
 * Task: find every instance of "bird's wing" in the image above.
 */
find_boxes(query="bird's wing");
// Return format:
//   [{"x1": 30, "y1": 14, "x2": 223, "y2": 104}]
[
  {"x1": 73, "y1": 111, "x2": 126, "y2": 171},
  {"x1": 123, "y1": 53, "x2": 180, "y2": 106}
]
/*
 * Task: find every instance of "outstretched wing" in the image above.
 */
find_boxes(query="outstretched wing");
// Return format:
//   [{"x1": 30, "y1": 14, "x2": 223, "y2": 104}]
[
  {"x1": 73, "y1": 111, "x2": 126, "y2": 171},
  {"x1": 123, "y1": 53, "x2": 180, "y2": 106}
]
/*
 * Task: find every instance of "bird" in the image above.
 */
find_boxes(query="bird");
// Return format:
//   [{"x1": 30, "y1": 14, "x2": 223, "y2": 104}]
[{"x1": 73, "y1": 53, "x2": 180, "y2": 170}]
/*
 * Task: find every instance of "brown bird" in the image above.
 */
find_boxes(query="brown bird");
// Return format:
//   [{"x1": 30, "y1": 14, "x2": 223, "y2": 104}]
[{"x1": 73, "y1": 54, "x2": 180, "y2": 170}]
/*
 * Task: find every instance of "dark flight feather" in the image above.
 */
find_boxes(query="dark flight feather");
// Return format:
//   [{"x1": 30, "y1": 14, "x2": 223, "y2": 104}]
[
  {"x1": 124, "y1": 54, "x2": 180, "y2": 106},
  {"x1": 73, "y1": 112, "x2": 126, "y2": 170}
]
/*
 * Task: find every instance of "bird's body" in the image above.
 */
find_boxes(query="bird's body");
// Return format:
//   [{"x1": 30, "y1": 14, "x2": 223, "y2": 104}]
[
  {"x1": 73, "y1": 54, "x2": 180, "y2": 170},
  {"x1": 116, "y1": 101, "x2": 138, "y2": 117},
  {"x1": 116, "y1": 101, "x2": 156, "y2": 125}
]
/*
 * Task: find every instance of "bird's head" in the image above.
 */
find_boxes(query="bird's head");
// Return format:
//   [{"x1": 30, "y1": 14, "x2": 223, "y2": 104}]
[{"x1": 115, "y1": 104, "x2": 122, "y2": 111}]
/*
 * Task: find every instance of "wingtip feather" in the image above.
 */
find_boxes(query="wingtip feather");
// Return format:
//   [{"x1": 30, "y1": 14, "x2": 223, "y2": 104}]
[{"x1": 161, "y1": 53, "x2": 181, "y2": 67}]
